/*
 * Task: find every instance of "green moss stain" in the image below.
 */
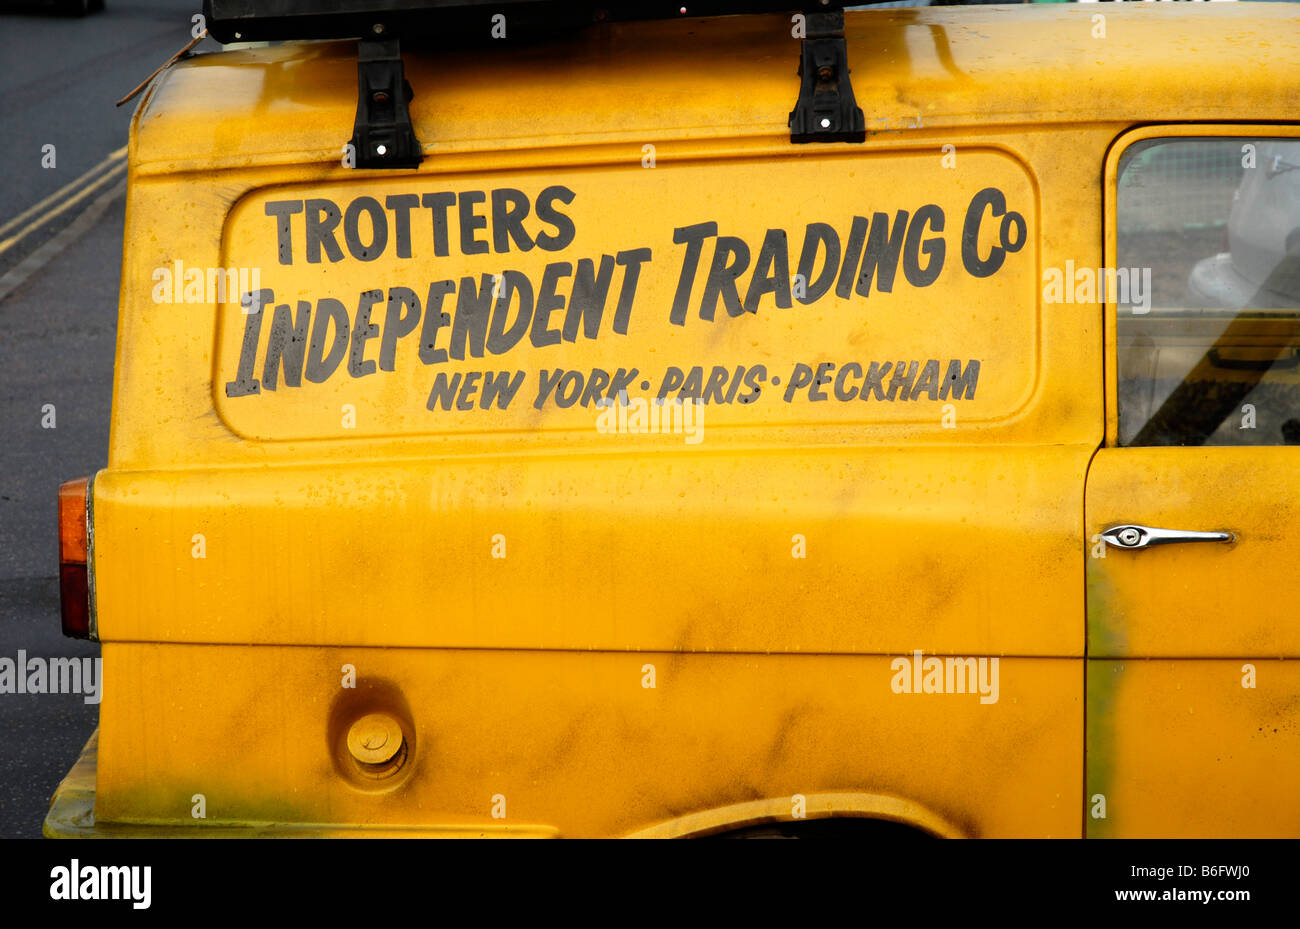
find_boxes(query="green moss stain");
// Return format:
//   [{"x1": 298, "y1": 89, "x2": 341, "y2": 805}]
[{"x1": 1085, "y1": 566, "x2": 1125, "y2": 838}]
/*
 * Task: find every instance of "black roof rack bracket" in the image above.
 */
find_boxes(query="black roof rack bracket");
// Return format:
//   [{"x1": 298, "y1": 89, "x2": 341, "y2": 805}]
[
  {"x1": 788, "y1": 10, "x2": 866, "y2": 144},
  {"x1": 350, "y1": 38, "x2": 423, "y2": 169}
]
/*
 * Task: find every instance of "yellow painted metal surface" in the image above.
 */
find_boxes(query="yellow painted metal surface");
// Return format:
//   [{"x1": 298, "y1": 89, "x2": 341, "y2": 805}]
[
  {"x1": 45, "y1": 5, "x2": 1300, "y2": 837},
  {"x1": 45, "y1": 731, "x2": 557, "y2": 837},
  {"x1": 1087, "y1": 661, "x2": 1300, "y2": 838},
  {"x1": 627, "y1": 792, "x2": 968, "y2": 839},
  {"x1": 91, "y1": 449, "x2": 1090, "y2": 655},
  {"x1": 1086, "y1": 447, "x2": 1300, "y2": 658},
  {"x1": 130, "y1": 6, "x2": 1300, "y2": 177},
  {"x1": 89, "y1": 646, "x2": 1077, "y2": 837},
  {"x1": 1084, "y1": 122, "x2": 1300, "y2": 838}
]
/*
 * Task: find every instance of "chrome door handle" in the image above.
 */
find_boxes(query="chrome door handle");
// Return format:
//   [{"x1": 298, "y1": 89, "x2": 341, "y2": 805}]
[{"x1": 1101, "y1": 524, "x2": 1235, "y2": 550}]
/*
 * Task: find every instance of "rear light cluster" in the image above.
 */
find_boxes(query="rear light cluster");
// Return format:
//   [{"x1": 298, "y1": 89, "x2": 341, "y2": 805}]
[{"x1": 58, "y1": 477, "x2": 92, "y2": 640}]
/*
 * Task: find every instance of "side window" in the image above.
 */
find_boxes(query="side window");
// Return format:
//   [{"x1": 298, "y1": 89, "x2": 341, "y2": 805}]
[{"x1": 1115, "y1": 138, "x2": 1300, "y2": 446}]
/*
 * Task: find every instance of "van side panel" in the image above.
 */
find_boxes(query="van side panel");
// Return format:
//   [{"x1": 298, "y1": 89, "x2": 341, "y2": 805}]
[
  {"x1": 95, "y1": 644, "x2": 1080, "y2": 837},
  {"x1": 84, "y1": 9, "x2": 1164, "y2": 836}
]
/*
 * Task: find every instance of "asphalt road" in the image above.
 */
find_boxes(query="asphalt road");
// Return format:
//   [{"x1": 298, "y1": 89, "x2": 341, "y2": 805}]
[{"x1": 0, "y1": 0, "x2": 218, "y2": 838}]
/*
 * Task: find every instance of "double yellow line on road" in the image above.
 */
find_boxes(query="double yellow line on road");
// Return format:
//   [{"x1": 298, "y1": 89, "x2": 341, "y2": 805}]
[{"x1": 0, "y1": 146, "x2": 128, "y2": 258}]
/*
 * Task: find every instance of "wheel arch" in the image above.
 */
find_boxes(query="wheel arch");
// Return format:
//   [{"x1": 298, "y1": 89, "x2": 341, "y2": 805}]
[{"x1": 624, "y1": 791, "x2": 970, "y2": 839}]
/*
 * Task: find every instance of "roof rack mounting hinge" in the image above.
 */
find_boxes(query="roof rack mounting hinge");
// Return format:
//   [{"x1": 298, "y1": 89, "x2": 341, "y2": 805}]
[
  {"x1": 349, "y1": 37, "x2": 422, "y2": 169},
  {"x1": 788, "y1": 10, "x2": 865, "y2": 144}
]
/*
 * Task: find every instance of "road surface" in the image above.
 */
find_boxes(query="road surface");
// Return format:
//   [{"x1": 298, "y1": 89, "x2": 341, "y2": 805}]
[{"x1": 0, "y1": 0, "x2": 218, "y2": 838}]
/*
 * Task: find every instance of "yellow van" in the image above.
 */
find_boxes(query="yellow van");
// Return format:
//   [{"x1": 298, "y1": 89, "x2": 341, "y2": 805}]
[{"x1": 46, "y1": 2, "x2": 1300, "y2": 838}]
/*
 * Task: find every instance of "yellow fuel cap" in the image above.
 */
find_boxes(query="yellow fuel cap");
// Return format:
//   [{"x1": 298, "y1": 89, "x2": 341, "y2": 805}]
[{"x1": 346, "y1": 713, "x2": 404, "y2": 766}]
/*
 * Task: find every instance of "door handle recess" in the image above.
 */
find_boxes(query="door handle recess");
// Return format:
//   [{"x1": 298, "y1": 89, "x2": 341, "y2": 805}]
[{"x1": 1101, "y1": 524, "x2": 1235, "y2": 551}]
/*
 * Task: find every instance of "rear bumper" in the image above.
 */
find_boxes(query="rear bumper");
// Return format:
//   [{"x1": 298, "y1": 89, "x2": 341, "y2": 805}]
[
  {"x1": 43, "y1": 731, "x2": 557, "y2": 838},
  {"x1": 43, "y1": 731, "x2": 100, "y2": 838}
]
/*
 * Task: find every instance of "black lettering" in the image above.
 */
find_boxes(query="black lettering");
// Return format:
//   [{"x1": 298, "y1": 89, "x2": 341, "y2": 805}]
[
  {"x1": 657, "y1": 366, "x2": 685, "y2": 400},
  {"x1": 700, "y1": 236, "x2": 750, "y2": 320},
  {"x1": 737, "y1": 365, "x2": 766, "y2": 404},
  {"x1": 613, "y1": 247, "x2": 651, "y2": 335},
  {"x1": 554, "y1": 370, "x2": 583, "y2": 408},
  {"x1": 579, "y1": 368, "x2": 611, "y2": 407},
  {"x1": 418, "y1": 280, "x2": 455, "y2": 365},
  {"x1": 834, "y1": 362, "x2": 862, "y2": 401},
  {"x1": 265, "y1": 201, "x2": 303, "y2": 265},
  {"x1": 385, "y1": 194, "x2": 420, "y2": 259},
  {"x1": 563, "y1": 255, "x2": 615, "y2": 342},
  {"x1": 422, "y1": 192, "x2": 456, "y2": 257},
  {"x1": 491, "y1": 188, "x2": 535, "y2": 253},
  {"x1": 481, "y1": 370, "x2": 526, "y2": 409},
  {"x1": 534, "y1": 186, "x2": 576, "y2": 251},
  {"x1": 962, "y1": 187, "x2": 1007, "y2": 278},
  {"x1": 456, "y1": 372, "x2": 482, "y2": 410},
  {"x1": 859, "y1": 361, "x2": 893, "y2": 401},
  {"x1": 487, "y1": 271, "x2": 533, "y2": 355},
  {"x1": 669, "y1": 222, "x2": 717, "y2": 326},
  {"x1": 808, "y1": 362, "x2": 835, "y2": 401},
  {"x1": 348, "y1": 290, "x2": 383, "y2": 377},
  {"x1": 427, "y1": 372, "x2": 461, "y2": 411},
  {"x1": 903, "y1": 205, "x2": 945, "y2": 287},
  {"x1": 343, "y1": 197, "x2": 388, "y2": 261},
  {"x1": 305, "y1": 199, "x2": 344, "y2": 264},
  {"x1": 458, "y1": 191, "x2": 489, "y2": 255},
  {"x1": 702, "y1": 366, "x2": 729, "y2": 404},
  {"x1": 305, "y1": 298, "x2": 349, "y2": 382},
  {"x1": 796, "y1": 223, "x2": 840, "y2": 305},
  {"x1": 723, "y1": 365, "x2": 746, "y2": 403},
  {"x1": 224, "y1": 289, "x2": 272, "y2": 397},
  {"x1": 534, "y1": 369, "x2": 563, "y2": 408},
  {"x1": 911, "y1": 359, "x2": 941, "y2": 401},
  {"x1": 262, "y1": 300, "x2": 310, "y2": 390},
  {"x1": 380, "y1": 286, "x2": 421, "y2": 371},
  {"x1": 679, "y1": 366, "x2": 704, "y2": 400},
  {"x1": 607, "y1": 367, "x2": 639, "y2": 399},
  {"x1": 836, "y1": 216, "x2": 869, "y2": 298},
  {"x1": 449, "y1": 275, "x2": 493, "y2": 360},
  {"x1": 856, "y1": 211, "x2": 909, "y2": 297},
  {"x1": 744, "y1": 229, "x2": 792, "y2": 313},
  {"x1": 1000, "y1": 212, "x2": 1027, "y2": 253},
  {"x1": 531, "y1": 262, "x2": 571, "y2": 349},
  {"x1": 938, "y1": 359, "x2": 980, "y2": 400},
  {"x1": 886, "y1": 360, "x2": 919, "y2": 401},
  {"x1": 784, "y1": 363, "x2": 814, "y2": 402}
]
